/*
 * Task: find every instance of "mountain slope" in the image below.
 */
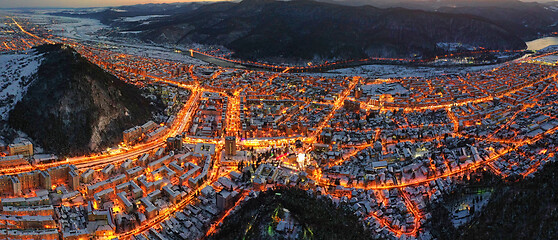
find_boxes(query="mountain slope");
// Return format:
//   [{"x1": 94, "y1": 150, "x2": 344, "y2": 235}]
[
  {"x1": 459, "y1": 160, "x2": 558, "y2": 240},
  {"x1": 439, "y1": 4, "x2": 558, "y2": 41},
  {"x1": 318, "y1": 0, "x2": 529, "y2": 9},
  {"x1": 429, "y1": 159, "x2": 558, "y2": 240},
  {"x1": 0, "y1": 50, "x2": 43, "y2": 120},
  {"x1": 130, "y1": 0, "x2": 526, "y2": 61},
  {"x1": 8, "y1": 44, "x2": 153, "y2": 156},
  {"x1": 319, "y1": 0, "x2": 558, "y2": 41}
]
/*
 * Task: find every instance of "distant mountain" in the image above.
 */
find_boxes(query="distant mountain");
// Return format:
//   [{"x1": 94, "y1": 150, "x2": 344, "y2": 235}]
[
  {"x1": 320, "y1": 0, "x2": 558, "y2": 41},
  {"x1": 127, "y1": 0, "x2": 526, "y2": 62},
  {"x1": 8, "y1": 44, "x2": 154, "y2": 156},
  {"x1": 439, "y1": 3, "x2": 558, "y2": 41},
  {"x1": 317, "y1": 0, "x2": 528, "y2": 8},
  {"x1": 56, "y1": 0, "x2": 532, "y2": 62}
]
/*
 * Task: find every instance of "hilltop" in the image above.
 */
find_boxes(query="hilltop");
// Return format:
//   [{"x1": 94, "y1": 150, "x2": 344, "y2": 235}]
[
  {"x1": 208, "y1": 188, "x2": 371, "y2": 240},
  {"x1": 8, "y1": 44, "x2": 154, "y2": 156}
]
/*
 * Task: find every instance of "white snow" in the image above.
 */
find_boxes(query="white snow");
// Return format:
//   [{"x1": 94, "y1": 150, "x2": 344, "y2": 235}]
[
  {"x1": 533, "y1": 54, "x2": 558, "y2": 64},
  {"x1": 110, "y1": 9, "x2": 128, "y2": 13},
  {"x1": 42, "y1": 16, "x2": 108, "y2": 41},
  {"x1": 24, "y1": 14, "x2": 206, "y2": 66},
  {"x1": 118, "y1": 15, "x2": 169, "y2": 22},
  {"x1": 119, "y1": 31, "x2": 143, "y2": 34},
  {"x1": 0, "y1": 50, "x2": 43, "y2": 120},
  {"x1": 303, "y1": 63, "x2": 503, "y2": 79},
  {"x1": 436, "y1": 42, "x2": 478, "y2": 51},
  {"x1": 448, "y1": 191, "x2": 492, "y2": 228},
  {"x1": 361, "y1": 82, "x2": 409, "y2": 96}
]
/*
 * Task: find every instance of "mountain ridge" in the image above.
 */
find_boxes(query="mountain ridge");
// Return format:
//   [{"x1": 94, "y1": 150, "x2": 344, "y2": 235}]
[
  {"x1": 131, "y1": 0, "x2": 527, "y2": 61},
  {"x1": 54, "y1": 0, "x2": 553, "y2": 63}
]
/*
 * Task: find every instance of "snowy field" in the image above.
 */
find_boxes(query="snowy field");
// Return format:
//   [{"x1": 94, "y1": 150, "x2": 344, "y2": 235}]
[
  {"x1": 24, "y1": 14, "x2": 207, "y2": 65},
  {"x1": 361, "y1": 82, "x2": 409, "y2": 96},
  {"x1": 535, "y1": 54, "x2": 558, "y2": 64},
  {"x1": 0, "y1": 50, "x2": 43, "y2": 120},
  {"x1": 107, "y1": 44, "x2": 208, "y2": 66},
  {"x1": 117, "y1": 15, "x2": 169, "y2": 22},
  {"x1": 321, "y1": 63, "x2": 503, "y2": 79},
  {"x1": 26, "y1": 14, "x2": 110, "y2": 41}
]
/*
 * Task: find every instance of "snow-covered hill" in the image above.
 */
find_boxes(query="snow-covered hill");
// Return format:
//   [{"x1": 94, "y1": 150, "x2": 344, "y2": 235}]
[{"x1": 0, "y1": 50, "x2": 43, "y2": 120}]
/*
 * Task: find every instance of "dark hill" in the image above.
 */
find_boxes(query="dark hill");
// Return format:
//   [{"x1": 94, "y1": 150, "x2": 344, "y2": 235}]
[
  {"x1": 428, "y1": 159, "x2": 558, "y2": 240},
  {"x1": 439, "y1": 4, "x2": 558, "y2": 41},
  {"x1": 130, "y1": 0, "x2": 526, "y2": 61},
  {"x1": 208, "y1": 187, "x2": 371, "y2": 240},
  {"x1": 320, "y1": 0, "x2": 558, "y2": 41},
  {"x1": 9, "y1": 44, "x2": 153, "y2": 156},
  {"x1": 458, "y1": 160, "x2": 558, "y2": 240}
]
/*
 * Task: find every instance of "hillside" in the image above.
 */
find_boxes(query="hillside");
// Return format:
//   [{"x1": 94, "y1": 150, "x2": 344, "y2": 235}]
[
  {"x1": 459, "y1": 160, "x2": 558, "y2": 240},
  {"x1": 8, "y1": 44, "x2": 154, "y2": 156},
  {"x1": 439, "y1": 4, "x2": 558, "y2": 41},
  {"x1": 132, "y1": 0, "x2": 526, "y2": 62},
  {"x1": 0, "y1": 50, "x2": 43, "y2": 120},
  {"x1": 208, "y1": 188, "x2": 371, "y2": 240},
  {"x1": 321, "y1": 0, "x2": 558, "y2": 41},
  {"x1": 428, "y1": 158, "x2": 558, "y2": 240},
  {"x1": 58, "y1": 0, "x2": 528, "y2": 62},
  {"x1": 320, "y1": 0, "x2": 532, "y2": 9}
]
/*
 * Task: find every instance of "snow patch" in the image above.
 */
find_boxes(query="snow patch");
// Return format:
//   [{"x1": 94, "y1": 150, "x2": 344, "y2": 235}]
[
  {"x1": 117, "y1": 15, "x2": 169, "y2": 22},
  {"x1": 119, "y1": 31, "x2": 143, "y2": 34},
  {"x1": 110, "y1": 9, "x2": 128, "y2": 13},
  {"x1": 307, "y1": 63, "x2": 502, "y2": 79},
  {"x1": 44, "y1": 16, "x2": 108, "y2": 41},
  {"x1": 0, "y1": 50, "x2": 43, "y2": 120}
]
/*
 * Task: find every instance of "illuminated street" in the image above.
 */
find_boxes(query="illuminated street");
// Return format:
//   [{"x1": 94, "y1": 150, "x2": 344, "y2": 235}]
[{"x1": 1, "y1": 10, "x2": 558, "y2": 240}]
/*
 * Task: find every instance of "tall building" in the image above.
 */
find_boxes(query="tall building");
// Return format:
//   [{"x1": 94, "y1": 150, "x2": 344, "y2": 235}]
[
  {"x1": 216, "y1": 189, "x2": 238, "y2": 211},
  {"x1": 355, "y1": 84, "x2": 363, "y2": 99},
  {"x1": 0, "y1": 176, "x2": 21, "y2": 196},
  {"x1": 166, "y1": 136, "x2": 183, "y2": 151},
  {"x1": 141, "y1": 121, "x2": 157, "y2": 133},
  {"x1": 8, "y1": 140, "x2": 33, "y2": 157},
  {"x1": 225, "y1": 136, "x2": 236, "y2": 156},
  {"x1": 175, "y1": 135, "x2": 183, "y2": 150},
  {"x1": 123, "y1": 126, "x2": 142, "y2": 144},
  {"x1": 40, "y1": 171, "x2": 51, "y2": 191},
  {"x1": 69, "y1": 170, "x2": 79, "y2": 191},
  {"x1": 17, "y1": 171, "x2": 41, "y2": 191}
]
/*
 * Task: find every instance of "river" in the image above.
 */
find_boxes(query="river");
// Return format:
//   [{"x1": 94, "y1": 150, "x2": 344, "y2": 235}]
[{"x1": 526, "y1": 37, "x2": 558, "y2": 51}]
